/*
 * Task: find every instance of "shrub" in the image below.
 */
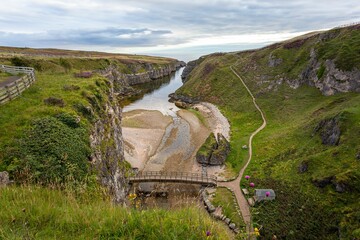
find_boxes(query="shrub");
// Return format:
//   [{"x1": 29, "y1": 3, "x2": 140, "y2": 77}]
[
  {"x1": 44, "y1": 97, "x2": 65, "y2": 107},
  {"x1": 11, "y1": 117, "x2": 91, "y2": 184},
  {"x1": 10, "y1": 57, "x2": 32, "y2": 67}
]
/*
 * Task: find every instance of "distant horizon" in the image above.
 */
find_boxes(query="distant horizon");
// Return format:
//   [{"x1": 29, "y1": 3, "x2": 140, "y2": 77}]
[{"x1": 0, "y1": 27, "x2": 327, "y2": 62}]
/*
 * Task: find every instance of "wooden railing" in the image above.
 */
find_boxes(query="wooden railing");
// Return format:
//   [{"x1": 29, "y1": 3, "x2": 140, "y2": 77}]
[
  {"x1": 129, "y1": 171, "x2": 217, "y2": 186},
  {"x1": 0, "y1": 65, "x2": 36, "y2": 105}
]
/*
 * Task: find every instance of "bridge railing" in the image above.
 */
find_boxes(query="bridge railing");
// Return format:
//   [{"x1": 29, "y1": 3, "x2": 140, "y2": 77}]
[
  {"x1": 129, "y1": 171, "x2": 217, "y2": 184},
  {"x1": 0, "y1": 65, "x2": 36, "y2": 105}
]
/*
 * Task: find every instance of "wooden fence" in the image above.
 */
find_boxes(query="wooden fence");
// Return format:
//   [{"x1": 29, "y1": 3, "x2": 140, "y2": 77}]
[{"x1": 0, "y1": 65, "x2": 36, "y2": 105}]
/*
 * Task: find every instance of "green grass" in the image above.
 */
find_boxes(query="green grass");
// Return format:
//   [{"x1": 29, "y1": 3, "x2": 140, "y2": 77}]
[
  {"x1": 211, "y1": 187, "x2": 245, "y2": 229},
  {"x1": 0, "y1": 186, "x2": 232, "y2": 240},
  {"x1": 177, "y1": 26, "x2": 360, "y2": 239}
]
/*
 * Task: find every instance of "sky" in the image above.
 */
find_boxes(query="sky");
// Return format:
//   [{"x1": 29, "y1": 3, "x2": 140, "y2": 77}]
[{"x1": 0, "y1": 0, "x2": 359, "y2": 61}]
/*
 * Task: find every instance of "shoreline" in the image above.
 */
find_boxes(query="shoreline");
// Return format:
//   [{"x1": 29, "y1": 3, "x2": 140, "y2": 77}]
[{"x1": 122, "y1": 103, "x2": 230, "y2": 179}]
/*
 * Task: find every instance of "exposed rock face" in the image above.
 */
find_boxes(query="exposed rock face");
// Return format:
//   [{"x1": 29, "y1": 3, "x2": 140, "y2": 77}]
[
  {"x1": 334, "y1": 182, "x2": 347, "y2": 193},
  {"x1": 298, "y1": 48, "x2": 360, "y2": 96},
  {"x1": 298, "y1": 161, "x2": 309, "y2": 173},
  {"x1": 181, "y1": 60, "x2": 198, "y2": 83},
  {"x1": 311, "y1": 60, "x2": 360, "y2": 96},
  {"x1": 124, "y1": 61, "x2": 185, "y2": 86},
  {"x1": 209, "y1": 134, "x2": 230, "y2": 165},
  {"x1": 314, "y1": 117, "x2": 341, "y2": 146},
  {"x1": 0, "y1": 171, "x2": 10, "y2": 186},
  {"x1": 168, "y1": 93, "x2": 199, "y2": 104},
  {"x1": 268, "y1": 53, "x2": 283, "y2": 67},
  {"x1": 196, "y1": 133, "x2": 230, "y2": 166},
  {"x1": 91, "y1": 69, "x2": 129, "y2": 204}
]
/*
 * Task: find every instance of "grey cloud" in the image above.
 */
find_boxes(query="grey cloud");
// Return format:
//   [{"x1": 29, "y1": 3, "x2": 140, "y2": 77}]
[
  {"x1": 0, "y1": 0, "x2": 359, "y2": 60},
  {"x1": 0, "y1": 28, "x2": 177, "y2": 48}
]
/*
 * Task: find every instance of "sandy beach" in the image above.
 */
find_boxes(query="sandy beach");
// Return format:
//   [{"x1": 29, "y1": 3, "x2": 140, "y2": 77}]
[{"x1": 122, "y1": 103, "x2": 230, "y2": 178}]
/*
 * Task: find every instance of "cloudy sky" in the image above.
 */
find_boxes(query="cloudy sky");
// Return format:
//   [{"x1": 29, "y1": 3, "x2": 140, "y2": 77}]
[{"x1": 0, "y1": 0, "x2": 359, "y2": 61}]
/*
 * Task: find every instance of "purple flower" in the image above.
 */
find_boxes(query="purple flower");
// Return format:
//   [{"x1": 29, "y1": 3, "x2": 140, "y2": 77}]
[
  {"x1": 265, "y1": 191, "x2": 270, "y2": 197},
  {"x1": 245, "y1": 175, "x2": 250, "y2": 180},
  {"x1": 249, "y1": 182, "x2": 255, "y2": 188},
  {"x1": 206, "y1": 230, "x2": 211, "y2": 236}
]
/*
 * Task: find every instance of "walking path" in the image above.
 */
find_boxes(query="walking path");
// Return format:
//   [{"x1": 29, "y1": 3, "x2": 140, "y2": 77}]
[{"x1": 217, "y1": 65, "x2": 267, "y2": 236}]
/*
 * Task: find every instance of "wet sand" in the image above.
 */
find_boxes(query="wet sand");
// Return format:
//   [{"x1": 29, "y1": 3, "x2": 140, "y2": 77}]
[{"x1": 122, "y1": 103, "x2": 230, "y2": 179}]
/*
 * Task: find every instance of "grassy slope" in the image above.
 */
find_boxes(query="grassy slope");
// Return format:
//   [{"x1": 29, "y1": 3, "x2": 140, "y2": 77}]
[
  {"x1": 177, "y1": 26, "x2": 360, "y2": 239},
  {"x1": 0, "y1": 186, "x2": 231, "y2": 240}
]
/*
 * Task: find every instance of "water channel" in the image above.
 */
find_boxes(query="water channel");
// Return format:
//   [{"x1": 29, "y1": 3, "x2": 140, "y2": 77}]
[{"x1": 122, "y1": 67, "x2": 209, "y2": 208}]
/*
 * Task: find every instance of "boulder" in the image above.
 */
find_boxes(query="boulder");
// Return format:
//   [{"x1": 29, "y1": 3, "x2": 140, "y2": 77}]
[
  {"x1": 225, "y1": 218, "x2": 231, "y2": 224},
  {"x1": 209, "y1": 133, "x2": 230, "y2": 165},
  {"x1": 229, "y1": 223, "x2": 236, "y2": 230},
  {"x1": 174, "y1": 101, "x2": 189, "y2": 109},
  {"x1": 298, "y1": 161, "x2": 309, "y2": 173},
  {"x1": 168, "y1": 93, "x2": 198, "y2": 104},
  {"x1": 335, "y1": 182, "x2": 347, "y2": 193},
  {"x1": 196, "y1": 133, "x2": 217, "y2": 165},
  {"x1": 312, "y1": 176, "x2": 333, "y2": 188},
  {"x1": 0, "y1": 171, "x2": 10, "y2": 186}
]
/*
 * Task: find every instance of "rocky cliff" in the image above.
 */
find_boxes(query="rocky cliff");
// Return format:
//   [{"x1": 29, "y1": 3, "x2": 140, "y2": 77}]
[
  {"x1": 232, "y1": 24, "x2": 360, "y2": 96},
  {"x1": 90, "y1": 69, "x2": 128, "y2": 204},
  {"x1": 181, "y1": 59, "x2": 201, "y2": 83},
  {"x1": 124, "y1": 61, "x2": 185, "y2": 85}
]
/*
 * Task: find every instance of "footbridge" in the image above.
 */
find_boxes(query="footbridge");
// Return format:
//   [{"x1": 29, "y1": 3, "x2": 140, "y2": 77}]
[{"x1": 129, "y1": 171, "x2": 217, "y2": 187}]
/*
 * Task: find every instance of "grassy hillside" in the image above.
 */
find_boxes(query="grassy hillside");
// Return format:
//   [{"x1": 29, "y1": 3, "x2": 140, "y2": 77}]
[
  {"x1": 0, "y1": 186, "x2": 232, "y2": 239},
  {"x1": 177, "y1": 25, "x2": 360, "y2": 239},
  {"x1": 0, "y1": 49, "x2": 177, "y2": 184}
]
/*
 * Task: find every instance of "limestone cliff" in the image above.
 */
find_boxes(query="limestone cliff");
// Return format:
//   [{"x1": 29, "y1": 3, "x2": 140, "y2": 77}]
[
  {"x1": 90, "y1": 72, "x2": 128, "y2": 204},
  {"x1": 181, "y1": 59, "x2": 201, "y2": 83},
  {"x1": 124, "y1": 61, "x2": 185, "y2": 85}
]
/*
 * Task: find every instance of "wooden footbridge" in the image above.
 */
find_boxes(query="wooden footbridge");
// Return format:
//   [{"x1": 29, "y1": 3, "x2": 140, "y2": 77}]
[{"x1": 129, "y1": 171, "x2": 217, "y2": 187}]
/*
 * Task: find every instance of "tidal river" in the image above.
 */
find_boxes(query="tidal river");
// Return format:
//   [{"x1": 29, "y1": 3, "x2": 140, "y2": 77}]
[{"x1": 122, "y1": 67, "x2": 228, "y2": 205}]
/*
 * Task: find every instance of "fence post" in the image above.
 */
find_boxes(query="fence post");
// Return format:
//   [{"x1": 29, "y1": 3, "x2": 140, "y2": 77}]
[{"x1": 5, "y1": 85, "x2": 12, "y2": 100}]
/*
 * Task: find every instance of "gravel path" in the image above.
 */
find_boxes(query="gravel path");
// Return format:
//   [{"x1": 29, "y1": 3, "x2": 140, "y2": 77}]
[{"x1": 218, "y1": 65, "x2": 267, "y2": 236}]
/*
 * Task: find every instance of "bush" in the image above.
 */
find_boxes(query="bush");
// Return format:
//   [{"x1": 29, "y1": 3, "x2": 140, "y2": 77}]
[
  {"x1": 44, "y1": 97, "x2": 65, "y2": 107},
  {"x1": 11, "y1": 117, "x2": 91, "y2": 184},
  {"x1": 10, "y1": 57, "x2": 32, "y2": 67}
]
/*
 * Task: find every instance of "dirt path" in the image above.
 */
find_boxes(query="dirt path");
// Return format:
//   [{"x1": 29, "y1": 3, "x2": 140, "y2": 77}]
[
  {"x1": 218, "y1": 65, "x2": 267, "y2": 235},
  {"x1": 0, "y1": 76, "x2": 21, "y2": 87}
]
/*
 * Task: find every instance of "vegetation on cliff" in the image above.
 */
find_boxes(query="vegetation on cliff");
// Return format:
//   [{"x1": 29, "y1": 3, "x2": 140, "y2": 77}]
[{"x1": 177, "y1": 25, "x2": 360, "y2": 239}]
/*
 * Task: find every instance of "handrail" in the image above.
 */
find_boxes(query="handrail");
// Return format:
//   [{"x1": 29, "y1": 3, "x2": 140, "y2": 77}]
[{"x1": 129, "y1": 171, "x2": 217, "y2": 186}]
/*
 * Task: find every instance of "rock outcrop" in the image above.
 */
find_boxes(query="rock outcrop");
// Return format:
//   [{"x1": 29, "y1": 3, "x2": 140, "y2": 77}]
[
  {"x1": 168, "y1": 93, "x2": 199, "y2": 104},
  {"x1": 298, "y1": 161, "x2": 309, "y2": 173},
  {"x1": 181, "y1": 59, "x2": 199, "y2": 83},
  {"x1": 0, "y1": 171, "x2": 10, "y2": 186},
  {"x1": 91, "y1": 68, "x2": 130, "y2": 204},
  {"x1": 124, "y1": 61, "x2": 185, "y2": 86},
  {"x1": 196, "y1": 133, "x2": 230, "y2": 166},
  {"x1": 300, "y1": 53, "x2": 360, "y2": 96},
  {"x1": 313, "y1": 116, "x2": 341, "y2": 146}
]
